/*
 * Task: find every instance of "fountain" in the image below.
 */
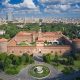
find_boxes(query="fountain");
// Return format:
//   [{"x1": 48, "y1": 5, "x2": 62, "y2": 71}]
[
  {"x1": 29, "y1": 65, "x2": 50, "y2": 79},
  {"x1": 35, "y1": 66, "x2": 43, "y2": 73}
]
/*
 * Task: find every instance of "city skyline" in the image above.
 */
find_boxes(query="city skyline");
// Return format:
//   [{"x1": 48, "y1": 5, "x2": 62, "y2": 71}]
[{"x1": 0, "y1": 0, "x2": 80, "y2": 18}]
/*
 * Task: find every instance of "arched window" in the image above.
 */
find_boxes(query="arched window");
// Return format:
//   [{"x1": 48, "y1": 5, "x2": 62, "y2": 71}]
[
  {"x1": 39, "y1": 51, "x2": 41, "y2": 53},
  {"x1": 59, "y1": 50, "x2": 62, "y2": 53},
  {"x1": 20, "y1": 51, "x2": 22, "y2": 53},
  {"x1": 27, "y1": 51, "x2": 30, "y2": 53},
  {"x1": 12, "y1": 51, "x2": 14, "y2": 53},
  {"x1": 51, "y1": 51, "x2": 53, "y2": 53}
]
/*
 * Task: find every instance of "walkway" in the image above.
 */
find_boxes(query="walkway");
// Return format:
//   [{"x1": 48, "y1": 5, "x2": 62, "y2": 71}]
[{"x1": 16, "y1": 63, "x2": 60, "y2": 80}]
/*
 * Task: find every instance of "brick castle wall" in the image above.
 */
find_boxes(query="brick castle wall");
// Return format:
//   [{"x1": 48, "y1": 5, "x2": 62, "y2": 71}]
[{"x1": 7, "y1": 45, "x2": 71, "y2": 55}]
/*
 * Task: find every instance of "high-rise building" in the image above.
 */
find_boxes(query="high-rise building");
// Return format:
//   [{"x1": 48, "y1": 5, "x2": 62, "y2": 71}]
[{"x1": 6, "y1": 11, "x2": 13, "y2": 21}]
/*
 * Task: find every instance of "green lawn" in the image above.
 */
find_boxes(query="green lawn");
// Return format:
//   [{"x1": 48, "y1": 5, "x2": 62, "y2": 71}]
[
  {"x1": 18, "y1": 42, "x2": 28, "y2": 46},
  {"x1": 56, "y1": 64, "x2": 65, "y2": 71},
  {"x1": 53, "y1": 60, "x2": 80, "y2": 72},
  {"x1": 18, "y1": 41, "x2": 36, "y2": 46},
  {"x1": 74, "y1": 60, "x2": 80, "y2": 69},
  {"x1": 5, "y1": 64, "x2": 28, "y2": 75},
  {"x1": 17, "y1": 64, "x2": 27, "y2": 70}
]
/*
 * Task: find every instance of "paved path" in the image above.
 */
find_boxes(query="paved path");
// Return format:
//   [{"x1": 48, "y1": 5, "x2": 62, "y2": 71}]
[{"x1": 16, "y1": 63, "x2": 61, "y2": 80}]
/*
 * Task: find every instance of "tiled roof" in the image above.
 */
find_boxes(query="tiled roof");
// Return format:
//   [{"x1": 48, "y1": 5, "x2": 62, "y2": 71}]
[
  {"x1": 72, "y1": 39, "x2": 80, "y2": 42},
  {"x1": 43, "y1": 31, "x2": 62, "y2": 34},
  {"x1": 8, "y1": 38, "x2": 17, "y2": 46},
  {"x1": 17, "y1": 31, "x2": 32, "y2": 36},
  {"x1": 0, "y1": 38, "x2": 7, "y2": 42},
  {"x1": 42, "y1": 31, "x2": 62, "y2": 36}
]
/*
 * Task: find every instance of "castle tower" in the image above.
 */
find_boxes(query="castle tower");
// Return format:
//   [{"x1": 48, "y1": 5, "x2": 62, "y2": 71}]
[
  {"x1": 0, "y1": 38, "x2": 7, "y2": 52},
  {"x1": 38, "y1": 27, "x2": 42, "y2": 38},
  {"x1": 39, "y1": 19, "x2": 43, "y2": 26},
  {"x1": 36, "y1": 27, "x2": 44, "y2": 47}
]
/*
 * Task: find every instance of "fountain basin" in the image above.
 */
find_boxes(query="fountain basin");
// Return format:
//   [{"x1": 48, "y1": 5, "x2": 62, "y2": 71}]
[{"x1": 29, "y1": 65, "x2": 50, "y2": 79}]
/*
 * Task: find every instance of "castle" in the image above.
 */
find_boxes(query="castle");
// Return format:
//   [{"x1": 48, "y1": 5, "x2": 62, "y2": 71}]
[{"x1": 0, "y1": 28, "x2": 80, "y2": 55}]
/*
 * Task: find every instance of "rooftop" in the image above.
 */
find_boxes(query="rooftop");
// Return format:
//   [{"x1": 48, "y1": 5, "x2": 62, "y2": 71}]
[
  {"x1": 0, "y1": 38, "x2": 7, "y2": 42},
  {"x1": 72, "y1": 39, "x2": 80, "y2": 42},
  {"x1": 17, "y1": 31, "x2": 32, "y2": 36}
]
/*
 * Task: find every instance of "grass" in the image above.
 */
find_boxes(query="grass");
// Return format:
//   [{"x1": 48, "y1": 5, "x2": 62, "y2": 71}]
[
  {"x1": 30, "y1": 42, "x2": 36, "y2": 46},
  {"x1": 5, "y1": 64, "x2": 28, "y2": 75},
  {"x1": 53, "y1": 60, "x2": 80, "y2": 72},
  {"x1": 55, "y1": 64, "x2": 65, "y2": 71},
  {"x1": 18, "y1": 42, "x2": 28, "y2": 46},
  {"x1": 74, "y1": 60, "x2": 80, "y2": 69},
  {"x1": 17, "y1": 64, "x2": 27, "y2": 70},
  {"x1": 18, "y1": 41, "x2": 36, "y2": 46}
]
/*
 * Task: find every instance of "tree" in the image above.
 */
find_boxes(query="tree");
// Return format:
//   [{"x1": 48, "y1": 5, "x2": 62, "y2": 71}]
[
  {"x1": 28, "y1": 55, "x2": 34, "y2": 64},
  {"x1": 20, "y1": 53, "x2": 34, "y2": 64},
  {"x1": 67, "y1": 56, "x2": 74, "y2": 65},
  {"x1": 20, "y1": 53, "x2": 29, "y2": 64},
  {"x1": 62, "y1": 66, "x2": 74, "y2": 74},
  {"x1": 53, "y1": 53, "x2": 59, "y2": 66},
  {"x1": 9, "y1": 54, "x2": 20, "y2": 65},
  {"x1": 12, "y1": 56, "x2": 20, "y2": 65},
  {"x1": 4, "y1": 57, "x2": 12, "y2": 68},
  {"x1": 0, "y1": 61, "x2": 4, "y2": 70},
  {"x1": 75, "y1": 53, "x2": 80, "y2": 60},
  {"x1": 9, "y1": 54, "x2": 15, "y2": 60},
  {"x1": 43, "y1": 54, "x2": 47, "y2": 62},
  {"x1": 43, "y1": 54, "x2": 51, "y2": 63}
]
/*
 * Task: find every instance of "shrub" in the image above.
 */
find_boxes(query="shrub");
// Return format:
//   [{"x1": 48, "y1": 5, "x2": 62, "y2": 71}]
[
  {"x1": 62, "y1": 66, "x2": 74, "y2": 75},
  {"x1": 68, "y1": 56, "x2": 74, "y2": 65},
  {"x1": 43, "y1": 54, "x2": 51, "y2": 63},
  {"x1": 75, "y1": 53, "x2": 80, "y2": 60},
  {"x1": 5, "y1": 66, "x2": 19, "y2": 75},
  {"x1": 74, "y1": 77, "x2": 80, "y2": 80}
]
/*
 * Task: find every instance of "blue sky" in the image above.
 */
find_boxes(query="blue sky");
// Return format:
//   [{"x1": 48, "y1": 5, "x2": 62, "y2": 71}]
[{"x1": 0, "y1": 0, "x2": 80, "y2": 18}]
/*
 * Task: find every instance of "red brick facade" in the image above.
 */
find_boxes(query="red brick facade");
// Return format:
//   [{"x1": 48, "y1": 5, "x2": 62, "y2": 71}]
[
  {"x1": 0, "y1": 30, "x2": 74, "y2": 55},
  {"x1": 7, "y1": 46, "x2": 71, "y2": 55}
]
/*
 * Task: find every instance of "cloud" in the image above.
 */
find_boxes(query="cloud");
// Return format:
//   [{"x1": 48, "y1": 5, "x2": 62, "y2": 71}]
[
  {"x1": 13, "y1": 9, "x2": 41, "y2": 15},
  {"x1": 44, "y1": 4, "x2": 71, "y2": 14},
  {"x1": 59, "y1": 4, "x2": 71, "y2": 11},
  {"x1": 20, "y1": 0, "x2": 36, "y2": 8},
  {"x1": 1, "y1": 0, "x2": 80, "y2": 18},
  {"x1": 2, "y1": 0, "x2": 80, "y2": 12},
  {"x1": 2, "y1": 0, "x2": 37, "y2": 8},
  {"x1": 45, "y1": 8, "x2": 61, "y2": 14},
  {"x1": 40, "y1": 0, "x2": 80, "y2": 14}
]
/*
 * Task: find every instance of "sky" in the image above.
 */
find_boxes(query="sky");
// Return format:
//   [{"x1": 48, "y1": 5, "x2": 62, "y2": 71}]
[{"x1": 0, "y1": 0, "x2": 80, "y2": 18}]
